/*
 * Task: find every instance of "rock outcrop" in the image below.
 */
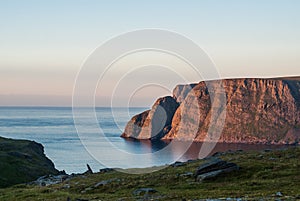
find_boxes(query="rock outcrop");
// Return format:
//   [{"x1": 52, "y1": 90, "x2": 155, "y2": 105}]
[
  {"x1": 121, "y1": 96, "x2": 179, "y2": 140},
  {"x1": 121, "y1": 77, "x2": 300, "y2": 144},
  {"x1": 0, "y1": 136, "x2": 59, "y2": 187},
  {"x1": 195, "y1": 158, "x2": 239, "y2": 182}
]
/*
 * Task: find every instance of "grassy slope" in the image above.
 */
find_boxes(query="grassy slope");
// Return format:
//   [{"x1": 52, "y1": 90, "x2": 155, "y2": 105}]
[
  {"x1": 0, "y1": 146, "x2": 299, "y2": 201},
  {"x1": 0, "y1": 137, "x2": 59, "y2": 188}
]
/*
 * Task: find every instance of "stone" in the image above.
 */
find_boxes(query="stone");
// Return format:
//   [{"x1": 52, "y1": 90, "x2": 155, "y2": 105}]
[
  {"x1": 83, "y1": 164, "x2": 93, "y2": 174},
  {"x1": 99, "y1": 168, "x2": 114, "y2": 173},
  {"x1": 62, "y1": 184, "x2": 70, "y2": 189},
  {"x1": 32, "y1": 174, "x2": 70, "y2": 186},
  {"x1": 195, "y1": 158, "x2": 239, "y2": 182},
  {"x1": 94, "y1": 178, "x2": 119, "y2": 187},
  {"x1": 171, "y1": 161, "x2": 186, "y2": 167},
  {"x1": 179, "y1": 172, "x2": 194, "y2": 177},
  {"x1": 132, "y1": 188, "x2": 157, "y2": 196}
]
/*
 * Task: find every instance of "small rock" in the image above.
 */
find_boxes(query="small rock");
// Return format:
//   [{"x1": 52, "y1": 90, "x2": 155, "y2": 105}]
[
  {"x1": 179, "y1": 172, "x2": 194, "y2": 178},
  {"x1": 99, "y1": 168, "x2": 114, "y2": 173},
  {"x1": 276, "y1": 192, "x2": 283, "y2": 197},
  {"x1": 31, "y1": 174, "x2": 70, "y2": 186},
  {"x1": 95, "y1": 180, "x2": 109, "y2": 187},
  {"x1": 186, "y1": 159, "x2": 197, "y2": 163},
  {"x1": 171, "y1": 161, "x2": 186, "y2": 167},
  {"x1": 196, "y1": 170, "x2": 224, "y2": 182},
  {"x1": 212, "y1": 152, "x2": 223, "y2": 157},
  {"x1": 83, "y1": 164, "x2": 93, "y2": 174},
  {"x1": 84, "y1": 187, "x2": 93, "y2": 192},
  {"x1": 62, "y1": 184, "x2": 70, "y2": 189},
  {"x1": 132, "y1": 188, "x2": 157, "y2": 196},
  {"x1": 257, "y1": 154, "x2": 263, "y2": 159},
  {"x1": 94, "y1": 178, "x2": 119, "y2": 187}
]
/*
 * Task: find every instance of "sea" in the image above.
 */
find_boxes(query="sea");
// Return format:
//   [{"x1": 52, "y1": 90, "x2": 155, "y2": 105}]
[{"x1": 0, "y1": 107, "x2": 292, "y2": 174}]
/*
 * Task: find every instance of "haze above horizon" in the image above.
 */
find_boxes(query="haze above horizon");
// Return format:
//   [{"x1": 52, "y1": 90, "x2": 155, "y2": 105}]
[{"x1": 1, "y1": 0, "x2": 300, "y2": 107}]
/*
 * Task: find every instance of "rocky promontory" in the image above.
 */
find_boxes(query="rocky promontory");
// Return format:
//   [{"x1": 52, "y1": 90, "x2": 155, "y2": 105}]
[
  {"x1": 122, "y1": 96, "x2": 179, "y2": 140},
  {"x1": 122, "y1": 77, "x2": 300, "y2": 144},
  {"x1": 0, "y1": 136, "x2": 59, "y2": 187}
]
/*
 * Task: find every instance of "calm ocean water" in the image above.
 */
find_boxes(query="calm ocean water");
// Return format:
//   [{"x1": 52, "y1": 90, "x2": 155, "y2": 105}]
[{"x1": 0, "y1": 107, "x2": 291, "y2": 173}]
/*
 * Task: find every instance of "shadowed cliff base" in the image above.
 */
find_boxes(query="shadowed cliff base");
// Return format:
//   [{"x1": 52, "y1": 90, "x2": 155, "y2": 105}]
[{"x1": 122, "y1": 77, "x2": 300, "y2": 144}]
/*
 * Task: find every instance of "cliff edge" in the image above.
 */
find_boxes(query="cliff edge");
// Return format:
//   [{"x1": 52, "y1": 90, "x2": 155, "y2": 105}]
[{"x1": 0, "y1": 136, "x2": 59, "y2": 187}]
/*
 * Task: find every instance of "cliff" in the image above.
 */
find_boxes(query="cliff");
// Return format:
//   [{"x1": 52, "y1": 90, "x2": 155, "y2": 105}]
[
  {"x1": 121, "y1": 77, "x2": 300, "y2": 144},
  {"x1": 0, "y1": 136, "x2": 59, "y2": 187},
  {"x1": 121, "y1": 96, "x2": 179, "y2": 140}
]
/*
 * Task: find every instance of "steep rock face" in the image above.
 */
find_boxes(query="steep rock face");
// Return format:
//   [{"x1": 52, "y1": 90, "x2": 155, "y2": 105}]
[
  {"x1": 121, "y1": 96, "x2": 179, "y2": 140},
  {"x1": 121, "y1": 110, "x2": 150, "y2": 139},
  {"x1": 173, "y1": 83, "x2": 197, "y2": 103},
  {"x1": 0, "y1": 136, "x2": 59, "y2": 187},
  {"x1": 166, "y1": 78, "x2": 300, "y2": 144},
  {"x1": 122, "y1": 78, "x2": 300, "y2": 144}
]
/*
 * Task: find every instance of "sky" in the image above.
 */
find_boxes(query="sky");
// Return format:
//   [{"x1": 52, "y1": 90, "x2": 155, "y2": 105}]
[{"x1": 0, "y1": 0, "x2": 300, "y2": 106}]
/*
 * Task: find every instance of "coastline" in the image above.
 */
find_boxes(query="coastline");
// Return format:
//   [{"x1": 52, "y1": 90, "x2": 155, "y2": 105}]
[
  {"x1": 123, "y1": 135, "x2": 300, "y2": 145},
  {"x1": 1, "y1": 145, "x2": 299, "y2": 200}
]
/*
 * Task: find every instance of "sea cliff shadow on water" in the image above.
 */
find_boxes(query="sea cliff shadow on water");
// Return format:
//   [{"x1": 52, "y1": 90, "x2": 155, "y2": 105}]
[{"x1": 122, "y1": 137, "x2": 295, "y2": 162}]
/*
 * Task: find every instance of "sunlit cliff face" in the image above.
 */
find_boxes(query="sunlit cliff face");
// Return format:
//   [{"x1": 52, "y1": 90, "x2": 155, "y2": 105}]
[{"x1": 123, "y1": 78, "x2": 300, "y2": 145}]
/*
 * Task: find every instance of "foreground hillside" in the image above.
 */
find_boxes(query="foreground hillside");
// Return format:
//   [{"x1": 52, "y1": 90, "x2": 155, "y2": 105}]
[
  {"x1": 0, "y1": 146, "x2": 299, "y2": 201},
  {"x1": 122, "y1": 77, "x2": 300, "y2": 144},
  {"x1": 0, "y1": 137, "x2": 59, "y2": 187}
]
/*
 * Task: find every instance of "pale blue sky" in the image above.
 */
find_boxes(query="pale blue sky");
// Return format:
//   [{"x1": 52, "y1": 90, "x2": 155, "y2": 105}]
[{"x1": 0, "y1": 0, "x2": 299, "y2": 106}]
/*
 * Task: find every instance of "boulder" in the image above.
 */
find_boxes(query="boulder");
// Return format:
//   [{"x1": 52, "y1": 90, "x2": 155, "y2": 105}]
[
  {"x1": 132, "y1": 188, "x2": 157, "y2": 196},
  {"x1": 31, "y1": 174, "x2": 70, "y2": 186},
  {"x1": 195, "y1": 158, "x2": 239, "y2": 182},
  {"x1": 171, "y1": 161, "x2": 186, "y2": 167},
  {"x1": 94, "y1": 178, "x2": 119, "y2": 187},
  {"x1": 99, "y1": 168, "x2": 114, "y2": 173},
  {"x1": 83, "y1": 164, "x2": 93, "y2": 174}
]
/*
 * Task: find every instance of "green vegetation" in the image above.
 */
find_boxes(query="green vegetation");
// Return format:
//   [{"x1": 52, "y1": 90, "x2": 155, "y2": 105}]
[
  {"x1": 0, "y1": 137, "x2": 58, "y2": 188},
  {"x1": 0, "y1": 146, "x2": 299, "y2": 200}
]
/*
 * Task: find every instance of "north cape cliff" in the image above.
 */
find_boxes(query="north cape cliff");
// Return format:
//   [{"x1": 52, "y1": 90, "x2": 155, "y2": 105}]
[{"x1": 121, "y1": 78, "x2": 300, "y2": 144}]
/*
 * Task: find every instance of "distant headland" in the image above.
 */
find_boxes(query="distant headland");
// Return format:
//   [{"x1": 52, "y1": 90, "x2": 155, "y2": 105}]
[{"x1": 122, "y1": 77, "x2": 300, "y2": 145}]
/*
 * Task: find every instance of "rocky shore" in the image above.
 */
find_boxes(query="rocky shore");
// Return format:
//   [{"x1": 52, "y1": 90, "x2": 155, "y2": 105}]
[{"x1": 1, "y1": 146, "x2": 299, "y2": 201}]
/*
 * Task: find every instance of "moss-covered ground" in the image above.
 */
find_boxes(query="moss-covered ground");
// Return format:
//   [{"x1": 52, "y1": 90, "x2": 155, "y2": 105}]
[{"x1": 0, "y1": 146, "x2": 299, "y2": 201}]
